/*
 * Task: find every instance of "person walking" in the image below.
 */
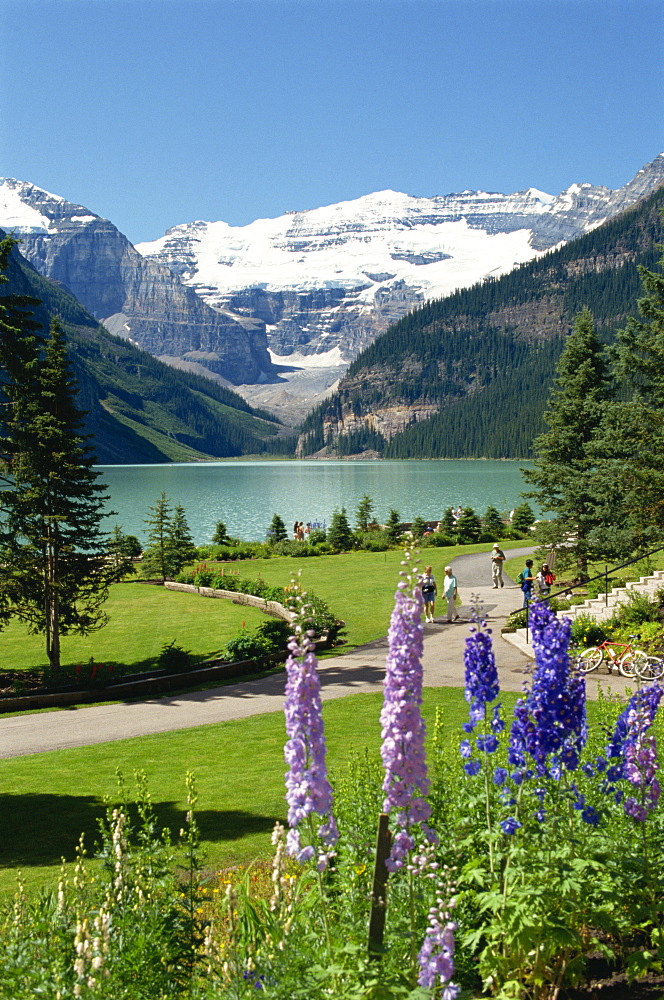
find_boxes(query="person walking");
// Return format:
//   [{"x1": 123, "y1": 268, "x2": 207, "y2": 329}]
[
  {"x1": 520, "y1": 559, "x2": 535, "y2": 608},
  {"x1": 443, "y1": 565, "x2": 459, "y2": 622},
  {"x1": 537, "y1": 563, "x2": 555, "y2": 597},
  {"x1": 490, "y1": 543, "x2": 506, "y2": 588},
  {"x1": 419, "y1": 565, "x2": 437, "y2": 623}
]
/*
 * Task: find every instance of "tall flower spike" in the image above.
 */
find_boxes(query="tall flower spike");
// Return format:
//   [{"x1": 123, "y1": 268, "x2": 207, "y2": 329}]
[
  {"x1": 380, "y1": 548, "x2": 434, "y2": 871},
  {"x1": 417, "y1": 883, "x2": 459, "y2": 999},
  {"x1": 283, "y1": 585, "x2": 338, "y2": 867},
  {"x1": 508, "y1": 601, "x2": 586, "y2": 775}
]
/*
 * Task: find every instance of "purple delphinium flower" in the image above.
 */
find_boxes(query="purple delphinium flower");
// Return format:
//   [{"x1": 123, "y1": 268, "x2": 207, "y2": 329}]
[
  {"x1": 380, "y1": 568, "x2": 434, "y2": 871},
  {"x1": 417, "y1": 900, "x2": 459, "y2": 998},
  {"x1": 623, "y1": 729, "x2": 661, "y2": 822},
  {"x1": 605, "y1": 684, "x2": 663, "y2": 767},
  {"x1": 500, "y1": 816, "x2": 522, "y2": 835},
  {"x1": 508, "y1": 601, "x2": 587, "y2": 776},
  {"x1": 283, "y1": 624, "x2": 338, "y2": 867},
  {"x1": 463, "y1": 608, "x2": 499, "y2": 731}
]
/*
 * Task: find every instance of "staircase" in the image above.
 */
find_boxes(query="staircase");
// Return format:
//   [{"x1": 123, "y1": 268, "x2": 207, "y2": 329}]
[
  {"x1": 502, "y1": 568, "x2": 664, "y2": 661},
  {"x1": 557, "y1": 570, "x2": 664, "y2": 623}
]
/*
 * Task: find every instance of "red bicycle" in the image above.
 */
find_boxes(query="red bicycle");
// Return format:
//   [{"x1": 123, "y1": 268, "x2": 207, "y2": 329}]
[{"x1": 573, "y1": 634, "x2": 649, "y2": 678}]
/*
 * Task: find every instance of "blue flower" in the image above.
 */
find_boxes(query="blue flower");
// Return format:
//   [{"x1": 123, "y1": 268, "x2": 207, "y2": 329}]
[
  {"x1": 500, "y1": 817, "x2": 522, "y2": 835},
  {"x1": 464, "y1": 759, "x2": 481, "y2": 776},
  {"x1": 493, "y1": 767, "x2": 508, "y2": 785},
  {"x1": 581, "y1": 806, "x2": 600, "y2": 826},
  {"x1": 459, "y1": 740, "x2": 472, "y2": 758}
]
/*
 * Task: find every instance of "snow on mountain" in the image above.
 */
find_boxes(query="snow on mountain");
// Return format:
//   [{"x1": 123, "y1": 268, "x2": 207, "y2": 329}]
[
  {"x1": 135, "y1": 155, "x2": 664, "y2": 382},
  {"x1": 2, "y1": 155, "x2": 663, "y2": 422}
]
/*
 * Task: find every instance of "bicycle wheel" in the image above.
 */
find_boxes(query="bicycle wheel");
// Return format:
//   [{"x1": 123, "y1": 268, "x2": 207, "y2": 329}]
[
  {"x1": 637, "y1": 656, "x2": 664, "y2": 682},
  {"x1": 618, "y1": 649, "x2": 649, "y2": 678},
  {"x1": 574, "y1": 647, "x2": 603, "y2": 673}
]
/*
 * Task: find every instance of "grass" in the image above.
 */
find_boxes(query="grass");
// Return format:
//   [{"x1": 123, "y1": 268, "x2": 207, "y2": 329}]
[
  {"x1": 1, "y1": 540, "x2": 532, "y2": 675},
  {"x1": 0, "y1": 582, "x2": 268, "y2": 673},
  {"x1": 0, "y1": 686, "x2": 517, "y2": 898},
  {"x1": 198, "y1": 539, "x2": 531, "y2": 652}
]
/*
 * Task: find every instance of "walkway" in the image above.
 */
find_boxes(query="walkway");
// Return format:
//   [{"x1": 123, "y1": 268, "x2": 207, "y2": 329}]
[{"x1": 0, "y1": 547, "x2": 634, "y2": 759}]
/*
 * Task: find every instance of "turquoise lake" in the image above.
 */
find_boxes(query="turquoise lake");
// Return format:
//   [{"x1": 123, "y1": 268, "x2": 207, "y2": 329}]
[{"x1": 97, "y1": 459, "x2": 532, "y2": 545}]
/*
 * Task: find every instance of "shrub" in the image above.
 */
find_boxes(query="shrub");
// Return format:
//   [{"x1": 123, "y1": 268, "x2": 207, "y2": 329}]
[
  {"x1": 308, "y1": 528, "x2": 327, "y2": 544},
  {"x1": 614, "y1": 590, "x2": 660, "y2": 625},
  {"x1": 569, "y1": 614, "x2": 607, "y2": 648},
  {"x1": 255, "y1": 618, "x2": 292, "y2": 652},
  {"x1": 422, "y1": 533, "x2": 455, "y2": 547},
  {"x1": 224, "y1": 631, "x2": 270, "y2": 662},
  {"x1": 478, "y1": 532, "x2": 499, "y2": 543},
  {"x1": 157, "y1": 640, "x2": 193, "y2": 673}
]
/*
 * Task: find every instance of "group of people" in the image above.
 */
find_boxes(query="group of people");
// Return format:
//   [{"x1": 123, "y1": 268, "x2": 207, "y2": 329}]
[
  {"x1": 417, "y1": 548, "x2": 556, "y2": 623},
  {"x1": 293, "y1": 522, "x2": 310, "y2": 541},
  {"x1": 517, "y1": 558, "x2": 556, "y2": 607},
  {"x1": 418, "y1": 565, "x2": 459, "y2": 624}
]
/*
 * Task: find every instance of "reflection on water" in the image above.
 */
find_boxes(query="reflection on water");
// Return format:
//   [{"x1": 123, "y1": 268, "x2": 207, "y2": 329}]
[{"x1": 97, "y1": 459, "x2": 531, "y2": 545}]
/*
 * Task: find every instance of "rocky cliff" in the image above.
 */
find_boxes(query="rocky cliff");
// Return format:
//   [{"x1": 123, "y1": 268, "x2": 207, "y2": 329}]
[
  {"x1": 137, "y1": 155, "x2": 664, "y2": 374},
  {"x1": 0, "y1": 179, "x2": 275, "y2": 385}
]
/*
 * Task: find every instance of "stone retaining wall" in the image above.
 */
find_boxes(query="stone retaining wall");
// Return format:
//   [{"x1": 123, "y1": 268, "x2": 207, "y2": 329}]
[{"x1": 164, "y1": 581, "x2": 295, "y2": 621}]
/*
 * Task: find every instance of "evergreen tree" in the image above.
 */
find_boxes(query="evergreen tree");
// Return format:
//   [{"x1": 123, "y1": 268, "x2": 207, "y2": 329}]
[
  {"x1": 327, "y1": 508, "x2": 354, "y2": 551},
  {"x1": 456, "y1": 506, "x2": 481, "y2": 542},
  {"x1": 385, "y1": 509, "x2": 402, "y2": 543},
  {"x1": 167, "y1": 504, "x2": 196, "y2": 574},
  {"x1": 142, "y1": 492, "x2": 173, "y2": 581},
  {"x1": 105, "y1": 526, "x2": 138, "y2": 582},
  {"x1": 511, "y1": 502, "x2": 536, "y2": 534},
  {"x1": 0, "y1": 293, "x2": 110, "y2": 669},
  {"x1": 355, "y1": 493, "x2": 375, "y2": 532},
  {"x1": 482, "y1": 505, "x2": 505, "y2": 537},
  {"x1": 596, "y1": 248, "x2": 664, "y2": 552},
  {"x1": 441, "y1": 507, "x2": 456, "y2": 534},
  {"x1": 523, "y1": 308, "x2": 613, "y2": 572},
  {"x1": 267, "y1": 513, "x2": 288, "y2": 544},
  {"x1": 411, "y1": 515, "x2": 428, "y2": 539},
  {"x1": 212, "y1": 520, "x2": 230, "y2": 545}
]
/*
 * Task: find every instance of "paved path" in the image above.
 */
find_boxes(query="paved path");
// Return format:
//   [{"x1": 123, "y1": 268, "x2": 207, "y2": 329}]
[{"x1": 0, "y1": 547, "x2": 633, "y2": 758}]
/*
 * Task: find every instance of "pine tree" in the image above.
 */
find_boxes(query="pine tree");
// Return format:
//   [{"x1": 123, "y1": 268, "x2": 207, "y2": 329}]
[
  {"x1": 597, "y1": 249, "x2": 664, "y2": 551},
  {"x1": 105, "y1": 525, "x2": 138, "y2": 582},
  {"x1": 456, "y1": 506, "x2": 481, "y2": 542},
  {"x1": 212, "y1": 520, "x2": 230, "y2": 545},
  {"x1": 385, "y1": 509, "x2": 402, "y2": 543},
  {"x1": 267, "y1": 513, "x2": 288, "y2": 544},
  {"x1": 482, "y1": 505, "x2": 504, "y2": 537},
  {"x1": 327, "y1": 508, "x2": 354, "y2": 551},
  {"x1": 441, "y1": 507, "x2": 456, "y2": 534},
  {"x1": 411, "y1": 515, "x2": 428, "y2": 539},
  {"x1": 167, "y1": 504, "x2": 197, "y2": 574},
  {"x1": 355, "y1": 493, "x2": 375, "y2": 532},
  {"x1": 0, "y1": 291, "x2": 110, "y2": 669},
  {"x1": 511, "y1": 502, "x2": 536, "y2": 534},
  {"x1": 523, "y1": 308, "x2": 613, "y2": 572},
  {"x1": 142, "y1": 492, "x2": 173, "y2": 581}
]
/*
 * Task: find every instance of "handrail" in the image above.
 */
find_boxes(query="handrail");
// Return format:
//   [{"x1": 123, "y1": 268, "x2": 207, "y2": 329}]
[{"x1": 522, "y1": 541, "x2": 664, "y2": 643}]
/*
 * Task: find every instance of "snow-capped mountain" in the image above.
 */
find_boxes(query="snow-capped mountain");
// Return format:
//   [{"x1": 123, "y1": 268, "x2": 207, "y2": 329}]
[
  {"x1": 0, "y1": 178, "x2": 274, "y2": 385},
  {"x1": 2, "y1": 155, "x2": 663, "y2": 420},
  {"x1": 136, "y1": 154, "x2": 664, "y2": 377}
]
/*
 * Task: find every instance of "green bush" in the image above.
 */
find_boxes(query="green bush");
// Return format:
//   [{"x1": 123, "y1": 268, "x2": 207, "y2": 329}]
[
  {"x1": 255, "y1": 618, "x2": 292, "y2": 652},
  {"x1": 421, "y1": 533, "x2": 455, "y2": 547},
  {"x1": 224, "y1": 631, "x2": 270, "y2": 662},
  {"x1": 569, "y1": 614, "x2": 607, "y2": 648},
  {"x1": 157, "y1": 640, "x2": 193, "y2": 673},
  {"x1": 613, "y1": 590, "x2": 660, "y2": 625},
  {"x1": 308, "y1": 528, "x2": 327, "y2": 544},
  {"x1": 478, "y1": 532, "x2": 499, "y2": 543}
]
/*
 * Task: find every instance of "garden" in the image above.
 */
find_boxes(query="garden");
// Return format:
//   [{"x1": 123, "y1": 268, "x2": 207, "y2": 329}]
[{"x1": 1, "y1": 548, "x2": 663, "y2": 999}]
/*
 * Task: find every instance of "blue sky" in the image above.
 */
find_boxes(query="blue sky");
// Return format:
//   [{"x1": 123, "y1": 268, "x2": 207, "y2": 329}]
[{"x1": 1, "y1": 0, "x2": 662, "y2": 245}]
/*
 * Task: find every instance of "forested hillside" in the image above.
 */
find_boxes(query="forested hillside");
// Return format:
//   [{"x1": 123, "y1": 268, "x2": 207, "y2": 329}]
[
  {"x1": 0, "y1": 237, "x2": 290, "y2": 464},
  {"x1": 297, "y1": 184, "x2": 664, "y2": 459}
]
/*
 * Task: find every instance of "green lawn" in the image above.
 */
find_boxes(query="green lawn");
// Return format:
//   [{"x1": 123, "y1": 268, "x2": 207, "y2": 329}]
[
  {"x1": 0, "y1": 583, "x2": 268, "y2": 673},
  {"x1": 200, "y1": 539, "x2": 530, "y2": 652},
  {"x1": 0, "y1": 687, "x2": 512, "y2": 897},
  {"x1": 2, "y1": 541, "x2": 532, "y2": 675}
]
